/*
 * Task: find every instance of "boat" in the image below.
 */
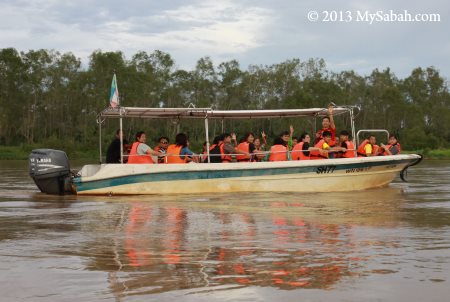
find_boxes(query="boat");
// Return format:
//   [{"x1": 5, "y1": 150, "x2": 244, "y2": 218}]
[{"x1": 29, "y1": 105, "x2": 422, "y2": 195}]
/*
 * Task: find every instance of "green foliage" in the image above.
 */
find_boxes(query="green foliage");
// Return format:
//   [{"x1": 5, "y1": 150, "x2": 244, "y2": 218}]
[
  {"x1": 0, "y1": 48, "x2": 449, "y2": 159},
  {"x1": 400, "y1": 127, "x2": 440, "y2": 150}
]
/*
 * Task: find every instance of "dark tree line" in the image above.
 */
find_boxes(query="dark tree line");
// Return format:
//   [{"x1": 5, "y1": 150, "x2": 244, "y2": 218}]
[{"x1": 0, "y1": 47, "x2": 449, "y2": 152}]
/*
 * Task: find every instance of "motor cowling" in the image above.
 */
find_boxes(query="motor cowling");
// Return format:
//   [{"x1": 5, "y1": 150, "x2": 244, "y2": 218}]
[{"x1": 29, "y1": 149, "x2": 72, "y2": 195}]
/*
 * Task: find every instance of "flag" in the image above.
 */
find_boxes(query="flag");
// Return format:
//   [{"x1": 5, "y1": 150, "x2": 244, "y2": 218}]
[{"x1": 109, "y1": 74, "x2": 119, "y2": 108}]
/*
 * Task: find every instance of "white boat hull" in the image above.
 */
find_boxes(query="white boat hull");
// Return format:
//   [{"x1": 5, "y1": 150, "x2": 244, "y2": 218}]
[{"x1": 73, "y1": 155, "x2": 421, "y2": 195}]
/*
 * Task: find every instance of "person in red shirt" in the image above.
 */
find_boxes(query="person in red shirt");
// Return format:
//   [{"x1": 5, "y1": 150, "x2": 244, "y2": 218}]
[{"x1": 315, "y1": 106, "x2": 336, "y2": 146}]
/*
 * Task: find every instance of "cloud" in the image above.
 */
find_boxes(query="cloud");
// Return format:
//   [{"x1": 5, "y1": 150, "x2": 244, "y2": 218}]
[
  {"x1": 0, "y1": 0, "x2": 448, "y2": 78},
  {"x1": 0, "y1": 0, "x2": 273, "y2": 68}
]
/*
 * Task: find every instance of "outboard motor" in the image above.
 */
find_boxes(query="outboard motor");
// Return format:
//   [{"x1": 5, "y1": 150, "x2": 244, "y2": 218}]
[{"x1": 29, "y1": 149, "x2": 73, "y2": 195}]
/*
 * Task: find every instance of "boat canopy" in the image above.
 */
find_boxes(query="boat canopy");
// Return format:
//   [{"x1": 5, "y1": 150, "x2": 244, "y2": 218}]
[
  {"x1": 98, "y1": 106, "x2": 356, "y2": 120},
  {"x1": 96, "y1": 104, "x2": 359, "y2": 164}
]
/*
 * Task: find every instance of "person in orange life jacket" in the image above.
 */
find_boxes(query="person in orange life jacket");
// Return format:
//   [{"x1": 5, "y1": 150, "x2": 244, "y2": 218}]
[
  {"x1": 312, "y1": 131, "x2": 345, "y2": 159},
  {"x1": 154, "y1": 136, "x2": 169, "y2": 164},
  {"x1": 252, "y1": 131, "x2": 268, "y2": 162},
  {"x1": 166, "y1": 133, "x2": 198, "y2": 163},
  {"x1": 280, "y1": 129, "x2": 295, "y2": 148},
  {"x1": 236, "y1": 132, "x2": 256, "y2": 162},
  {"x1": 127, "y1": 131, "x2": 164, "y2": 164},
  {"x1": 337, "y1": 130, "x2": 357, "y2": 158},
  {"x1": 291, "y1": 133, "x2": 315, "y2": 160},
  {"x1": 208, "y1": 135, "x2": 224, "y2": 163},
  {"x1": 314, "y1": 129, "x2": 322, "y2": 145},
  {"x1": 268, "y1": 137, "x2": 289, "y2": 161},
  {"x1": 379, "y1": 134, "x2": 401, "y2": 155},
  {"x1": 316, "y1": 106, "x2": 337, "y2": 146},
  {"x1": 221, "y1": 133, "x2": 250, "y2": 163},
  {"x1": 357, "y1": 135, "x2": 378, "y2": 157}
]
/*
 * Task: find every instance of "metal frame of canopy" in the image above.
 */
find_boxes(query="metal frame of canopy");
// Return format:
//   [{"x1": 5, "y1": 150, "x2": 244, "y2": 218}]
[
  {"x1": 96, "y1": 105, "x2": 360, "y2": 163},
  {"x1": 98, "y1": 106, "x2": 352, "y2": 119}
]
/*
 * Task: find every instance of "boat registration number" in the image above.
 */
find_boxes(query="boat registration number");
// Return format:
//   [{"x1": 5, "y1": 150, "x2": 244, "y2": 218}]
[{"x1": 316, "y1": 165, "x2": 336, "y2": 174}]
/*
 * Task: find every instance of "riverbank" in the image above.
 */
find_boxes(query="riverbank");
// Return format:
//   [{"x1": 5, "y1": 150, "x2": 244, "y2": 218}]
[
  {"x1": 0, "y1": 145, "x2": 97, "y2": 160},
  {"x1": 1, "y1": 145, "x2": 450, "y2": 160}
]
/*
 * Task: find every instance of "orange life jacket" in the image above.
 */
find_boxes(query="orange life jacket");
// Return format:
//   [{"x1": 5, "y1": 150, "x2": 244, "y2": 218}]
[
  {"x1": 268, "y1": 145, "x2": 288, "y2": 161},
  {"x1": 165, "y1": 144, "x2": 188, "y2": 164},
  {"x1": 220, "y1": 143, "x2": 232, "y2": 163},
  {"x1": 318, "y1": 127, "x2": 336, "y2": 146},
  {"x1": 127, "y1": 142, "x2": 154, "y2": 164},
  {"x1": 341, "y1": 141, "x2": 356, "y2": 158},
  {"x1": 291, "y1": 142, "x2": 310, "y2": 160},
  {"x1": 236, "y1": 142, "x2": 251, "y2": 161},
  {"x1": 373, "y1": 144, "x2": 380, "y2": 155},
  {"x1": 357, "y1": 140, "x2": 369, "y2": 157},
  {"x1": 208, "y1": 143, "x2": 222, "y2": 163},
  {"x1": 310, "y1": 139, "x2": 328, "y2": 159},
  {"x1": 384, "y1": 143, "x2": 401, "y2": 155}
]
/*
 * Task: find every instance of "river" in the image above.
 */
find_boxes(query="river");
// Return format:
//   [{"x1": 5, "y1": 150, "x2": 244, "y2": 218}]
[{"x1": 0, "y1": 160, "x2": 449, "y2": 301}]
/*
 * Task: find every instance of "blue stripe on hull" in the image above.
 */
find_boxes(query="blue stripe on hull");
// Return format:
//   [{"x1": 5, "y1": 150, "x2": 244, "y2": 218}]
[{"x1": 74, "y1": 158, "x2": 413, "y2": 193}]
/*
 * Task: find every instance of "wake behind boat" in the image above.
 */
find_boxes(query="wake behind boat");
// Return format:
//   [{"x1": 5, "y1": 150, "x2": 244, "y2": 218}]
[{"x1": 29, "y1": 106, "x2": 422, "y2": 195}]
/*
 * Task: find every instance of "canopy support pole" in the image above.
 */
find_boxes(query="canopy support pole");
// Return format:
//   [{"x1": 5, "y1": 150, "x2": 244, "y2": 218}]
[
  {"x1": 205, "y1": 117, "x2": 210, "y2": 163},
  {"x1": 350, "y1": 108, "x2": 356, "y2": 147},
  {"x1": 99, "y1": 120, "x2": 102, "y2": 164}
]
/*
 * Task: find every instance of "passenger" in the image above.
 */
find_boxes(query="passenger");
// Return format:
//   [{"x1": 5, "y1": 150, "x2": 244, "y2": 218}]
[
  {"x1": 261, "y1": 130, "x2": 268, "y2": 149},
  {"x1": 338, "y1": 130, "x2": 356, "y2": 158},
  {"x1": 253, "y1": 138, "x2": 263, "y2": 150},
  {"x1": 291, "y1": 133, "x2": 314, "y2": 160},
  {"x1": 311, "y1": 131, "x2": 345, "y2": 159},
  {"x1": 154, "y1": 136, "x2": 169, "y2": 164},
  {"x1": 236, "y1": 132, "x2": 256, "y2": 162},
  {"x1": 357, "y1": 135, "x2": 379, "y2": 157},
  {"x1": 209, "y1": 135, "x2": 224, "y2": 163},
  {"x1": 379, "y1": 134, "x2": 401, "y2": 155},
  {"x1": 166, "y1": 133, "x2": 198, "y2": 163},
  {"x1": 288, "y1": 125, "x2": 295, "y2": 150},
  {"x1": 316, "y1": 106, "x2": 336, "y2": 146},
  {"x1": 222, "y1": 133, "x2": 249, "y2": 163},
  {"x1": 106, "y1": 129, "x2": 130, "y2": 163},
  {"x1": 199, "y1": 142, "x2": 208, "y2": 163},
  {"x1": 314, "y1": 129, "x2": 322, "y2": 145},
  {"x1": 268, "y1": 137, "x2": 289, "y2": 161},
  {"x1": 128, "y1": 131, "x2": 163, "y2": 164},
  {"x1": 253, "y1": 137, "x2": 265, "y2": 162},
  {"x1": 280, "y1": 131, "x2": 291, "y2": 148}
]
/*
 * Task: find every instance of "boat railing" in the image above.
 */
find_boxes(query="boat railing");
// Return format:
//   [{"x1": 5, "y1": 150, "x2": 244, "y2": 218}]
[{"x1": 122, "y1": 148, "x2": 358, "y2": 160}]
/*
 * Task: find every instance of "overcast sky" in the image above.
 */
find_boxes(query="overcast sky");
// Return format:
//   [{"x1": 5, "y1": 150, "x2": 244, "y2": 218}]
[{"x1": 1, "y1": 0, "x2": 448, "y2": 79}]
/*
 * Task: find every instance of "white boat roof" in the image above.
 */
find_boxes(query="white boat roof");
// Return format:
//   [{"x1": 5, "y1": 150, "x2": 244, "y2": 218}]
[{"x1": 99, "y1": 106, "x2": 355, "y2": 119}]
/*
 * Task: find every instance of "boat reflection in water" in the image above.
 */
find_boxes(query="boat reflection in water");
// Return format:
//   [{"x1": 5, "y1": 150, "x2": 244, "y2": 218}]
[{"x1": 75, "y1": 187, "x2": 406, "y2": 298}]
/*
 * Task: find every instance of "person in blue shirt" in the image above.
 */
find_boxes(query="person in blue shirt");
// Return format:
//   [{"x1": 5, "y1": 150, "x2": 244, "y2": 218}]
[{"x1": 166, "y1": 133, "x2": 199, "y2": 163}]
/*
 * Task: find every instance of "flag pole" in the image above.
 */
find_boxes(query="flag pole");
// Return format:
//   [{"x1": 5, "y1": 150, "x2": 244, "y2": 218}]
[{"x1": 110, "y1": 73, "x2": 123, "y2": 163}]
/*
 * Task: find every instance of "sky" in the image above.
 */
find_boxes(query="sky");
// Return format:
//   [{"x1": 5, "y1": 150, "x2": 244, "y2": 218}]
[{"x1": 1, "y1": 0, "x2": 449, "y2": 79}]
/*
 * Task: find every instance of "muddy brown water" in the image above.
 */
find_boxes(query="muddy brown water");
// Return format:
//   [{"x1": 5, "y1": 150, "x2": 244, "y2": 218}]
[{"x1": 0, "y1": 160, "x2": 449, "y2": 301}]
